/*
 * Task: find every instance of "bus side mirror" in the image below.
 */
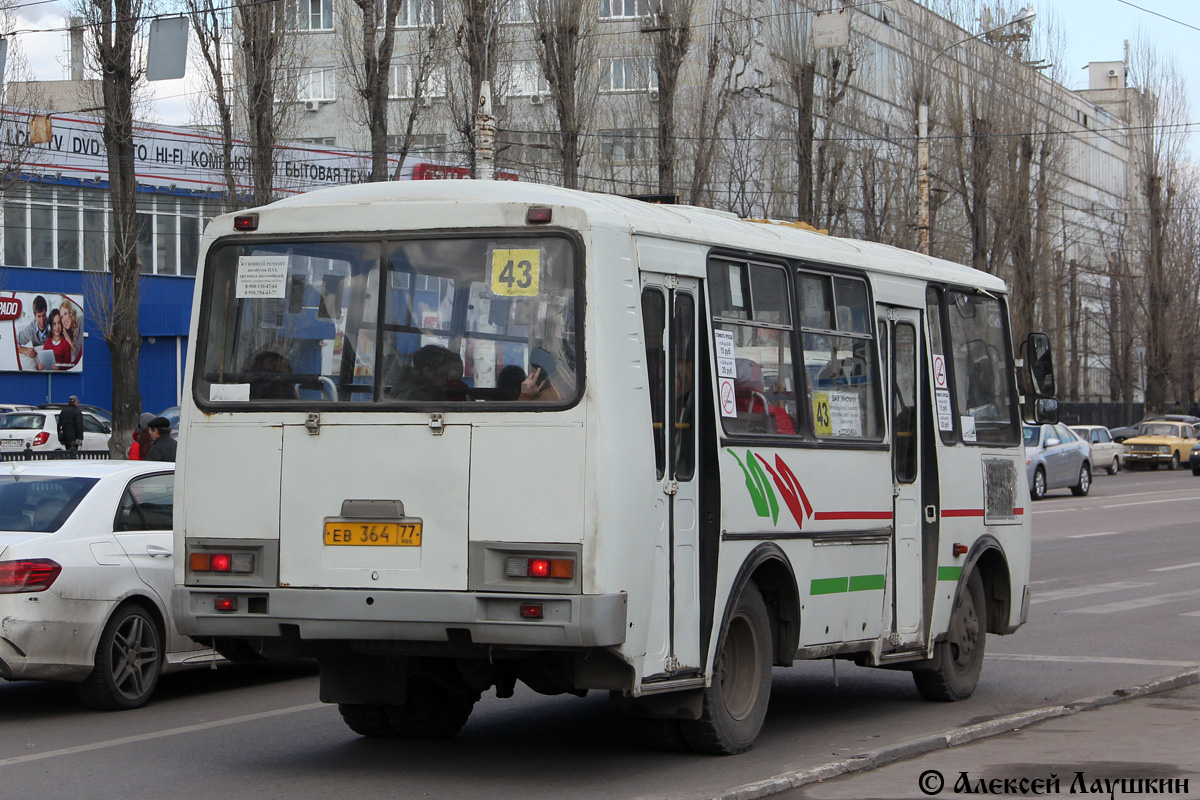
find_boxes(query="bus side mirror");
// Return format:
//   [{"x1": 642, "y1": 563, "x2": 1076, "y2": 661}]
[
  {"x1": 1034, "y1": 398, "x2": 1059, "y2": 425},
  {"x1": 1024, "y1": 333, "x2": 1055, "y2": 398}
]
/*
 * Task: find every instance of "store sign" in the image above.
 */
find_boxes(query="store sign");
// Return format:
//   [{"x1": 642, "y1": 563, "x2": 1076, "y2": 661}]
[{"x1": 0, "y1": 291, "x2": 85, "y2": 373}]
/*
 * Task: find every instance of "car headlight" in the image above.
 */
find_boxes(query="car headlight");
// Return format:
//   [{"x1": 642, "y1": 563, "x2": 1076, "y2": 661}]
[{"x1": 1158, "y1": 445, "x2": 1171, "y2": 453}]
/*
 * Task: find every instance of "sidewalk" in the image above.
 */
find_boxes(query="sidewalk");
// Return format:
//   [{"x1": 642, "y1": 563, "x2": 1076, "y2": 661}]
[{"x1": 715, "y1": 671, "x2": 1200, "y2": 800}]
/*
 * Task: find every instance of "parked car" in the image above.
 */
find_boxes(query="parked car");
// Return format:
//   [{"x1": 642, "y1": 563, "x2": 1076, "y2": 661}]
[
  {"x1": 1110, "y1": 414, "x2": 1200, "y2": 443},
  {"x1": 38, "y1": 403, "x2": 113, "y2": 426},
  {"x1": 1070, "y1": 425, "x2": 1124, "y2": 475},
  {"x1": 1121, "y1": 420, "x2": 1199, "y2": 470},
  {"x1": 0, "y1": 409, "x2": 112, "y2": 453},
  {"x1": 0, "y1": 404, "x2": 37, "y2": 415},
  {"x1": 157, "y1": 406, "x2": 181, "y2": 440},
  {"x1": 1024, "y1": 423, "x2": 1092, "y2": 500},
  {"x1": 0, "y1": 461, "x2": 218, "y2": 708}
]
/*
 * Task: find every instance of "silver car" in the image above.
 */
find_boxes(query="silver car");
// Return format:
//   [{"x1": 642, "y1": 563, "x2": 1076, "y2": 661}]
[
  {"x1": 1070, "y1": 425, "x2": 1124, "y2": 475},
  {"x1": 1024, "y1": 423, "x2": 1092, "y2": 500}
]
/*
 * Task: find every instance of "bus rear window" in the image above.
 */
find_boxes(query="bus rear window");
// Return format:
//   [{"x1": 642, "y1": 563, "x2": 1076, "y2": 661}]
[{"x1": 197, "y1": 236, "x2": 578, "y2": 405}]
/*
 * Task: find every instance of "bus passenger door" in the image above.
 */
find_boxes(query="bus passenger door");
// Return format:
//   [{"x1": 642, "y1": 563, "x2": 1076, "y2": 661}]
[
  {"x1": 640, "y1": 274, "x2": 702, "y2": 677},
  {"x1": 886, "y1": 308, "x2": 924, "y2": 647}
]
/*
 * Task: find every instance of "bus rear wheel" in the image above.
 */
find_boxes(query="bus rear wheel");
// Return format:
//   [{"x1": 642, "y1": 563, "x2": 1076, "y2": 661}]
[
  {"x1": 913, "y1": 571, "x2": 986, "y2": 702},
  {"x1": 680, "y1": 582, "x2": 772, "y2": 755}
]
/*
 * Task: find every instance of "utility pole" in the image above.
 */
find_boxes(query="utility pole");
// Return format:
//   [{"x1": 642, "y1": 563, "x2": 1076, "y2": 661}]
[{"x1": 475, "y1": 81, "x2": 495, "y2": 180}]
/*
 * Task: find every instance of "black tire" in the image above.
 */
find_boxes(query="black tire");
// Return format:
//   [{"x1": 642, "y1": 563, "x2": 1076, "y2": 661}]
[
  {"x1": 1107, "y1": 458, "x2": 1120, "y2": 475},
  {"x1": 74, "y1": 604, "x2": 163, "y2": 710},
  {"x1": 1168, "y1": 453, "x2": 1180, "y2": 471},
  {"x1": 913, "y1": 571, "x2": 986, "y2": 702},
  {"x1": 1071, "y1": 463, "x2": 1091, "y2": 496},
  {"x1": 679, "y1": 581, "x2": 773, "y2": 755},
  {"x1": 1150, "y1": 463, "x2": 1160, "y2": 471},
  {"x1": 338, "y1": 704, "x2": 398, "y2": 737},
  {"x1": 383, "y1": 676, "x2": 476, "y2": 739},
  {"x1": 1030, "y1": 466, "x2": 1047, "y2": 500}
]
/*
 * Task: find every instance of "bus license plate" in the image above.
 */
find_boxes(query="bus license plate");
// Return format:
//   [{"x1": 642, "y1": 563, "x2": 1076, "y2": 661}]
[{"x1": 324, "y1": 521, "x2": 422, "y2": 547}]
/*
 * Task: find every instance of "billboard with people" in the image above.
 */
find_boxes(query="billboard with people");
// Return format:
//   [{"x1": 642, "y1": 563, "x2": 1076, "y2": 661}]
[{"x1": 0, "y1": 291, "x2": 85, "y2": 372}]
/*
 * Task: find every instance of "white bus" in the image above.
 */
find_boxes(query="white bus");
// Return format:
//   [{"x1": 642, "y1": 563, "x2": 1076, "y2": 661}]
[{"x1": 173, "y1": 181, "x2": 1056, "y2": 753}]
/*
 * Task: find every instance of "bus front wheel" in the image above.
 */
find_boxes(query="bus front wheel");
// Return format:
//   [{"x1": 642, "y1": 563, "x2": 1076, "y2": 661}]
[
  {"x1": 913, "y1": 571, "x2": 986, "y2": 702},
  {"x1": 680, "y1": 581, "x2": 772, "y2": 755}
]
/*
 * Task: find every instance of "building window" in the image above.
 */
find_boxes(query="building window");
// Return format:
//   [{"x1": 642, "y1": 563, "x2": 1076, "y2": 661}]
[
  {"x1": 56, "y1": 187, "x2": 81, "y2": 270},
  {"x1": 299, "y1": 68, "x2": 337, "y2": 101},
  {"x1": 3, "y1": 184, "x2": 29, "y2": 267},
  {"x1": 398, "y1": 0, "x2": 443, "y2": 27},
  {"x1": 599, "y1": 0, "x2": 648, "y2": 19},
  {"x1": 29, "y1": 184, "x2": 54, "y2": 269},
  {"x1": 507, "y1": 0, "x2": 531, "y2": 22},
  {"x1": 388, "y1": 133, "x2": 450, "y2": 161},
  {"x1": 599, "y1": 57, "x2": 656, "y2": 92},
  {"x1": 599, "y1": 128, "x2": 652, "y2": 163},
  {"x1": 504, "y1": 130, "x2": 554, "y2": 165},
  {"x1": 296, "y1": 0, "x2": 333, "y2": 30},
  {"x1": 295, "y1": 136, "x2": 337, "y2": 146},
  {"x1": 504, "y1": 61, "x2": 550, "y2": 97},
  {"x1": 389, "y1": 64, "x2": 446, "y2": 99}
]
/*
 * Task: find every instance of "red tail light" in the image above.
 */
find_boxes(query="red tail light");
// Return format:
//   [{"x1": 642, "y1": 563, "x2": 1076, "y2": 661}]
[
  {"x1": 0, "y1": 559, "x2": 63, "y2": 593},
  {"x1": 32, "y1": 432, "x2": 49, "y2": 446}
]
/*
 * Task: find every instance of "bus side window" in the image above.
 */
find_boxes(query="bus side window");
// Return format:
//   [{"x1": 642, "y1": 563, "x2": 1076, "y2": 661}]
[{"x1": 642, "y1": 288, "x2": 667, "y2": 479}]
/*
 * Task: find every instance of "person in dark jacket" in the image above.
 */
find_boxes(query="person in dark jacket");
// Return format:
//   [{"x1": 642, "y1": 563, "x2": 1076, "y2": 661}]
[
  {"x1": 57, "y1": 395, "x2": 85, "y2": 453},
  {"x1": 143, "y1": 416, "x2": 177, "y2": 462}
]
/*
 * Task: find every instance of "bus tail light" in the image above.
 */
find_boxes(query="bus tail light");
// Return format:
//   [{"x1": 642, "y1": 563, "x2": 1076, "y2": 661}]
[
  {"x1": 190, "y1": 551, "x2": 255, "y2": 573},
  {"x1": 214, "y1": 597, "x2": 238, "y2": 612},
  {"x1": 0, "y1": 559, "x2": 62, "y2": 593},
  {"x1": 505, "y1": 557, "x2": 573, "y2": 579},
  {"x1": 233, "y1": 213, "x2": 259, "y2": 231},
  {"x1": 519, "y1": 603, "x2": 544, "y2": 619}
]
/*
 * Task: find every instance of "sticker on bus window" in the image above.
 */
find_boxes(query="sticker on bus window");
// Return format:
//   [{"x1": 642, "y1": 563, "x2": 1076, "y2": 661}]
[
  {"x1": 935, "y1": 390, "x2": 953, "y2": 431},
  {"x1": 961, "y1": 416, "x2": 977, "y2": 442},
  {"x1": 235, "y1": 255, "x2": 289, "y2": 298},
  {"x1": 814, "y1": 391, "x2": 862, "y2": 436},
  {"x1": 490, "y1": 249, "x2": 541, "y2": 297},
  {"x1": 210, "y1": 383, "x2": 250, "y2": 402}
]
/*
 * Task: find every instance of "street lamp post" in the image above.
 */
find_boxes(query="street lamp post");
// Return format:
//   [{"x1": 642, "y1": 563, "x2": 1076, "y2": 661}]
[{"x1": 917, "y1": 6, "x2": 1036, "y2": 255}]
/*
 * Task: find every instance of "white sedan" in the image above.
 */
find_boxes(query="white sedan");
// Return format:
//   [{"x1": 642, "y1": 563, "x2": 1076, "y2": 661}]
[
  {"x1": 0, "y1": 409, "x2": 111, "y2": 453},
  {"x1": 0, "y1": 461, "x2": 217, "y2": 709}
]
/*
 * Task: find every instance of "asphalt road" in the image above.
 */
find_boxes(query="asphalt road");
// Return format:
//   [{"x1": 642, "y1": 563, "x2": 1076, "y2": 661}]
[{"x1": 2, "y1": 467, "x2": 1198, "y2": 800}]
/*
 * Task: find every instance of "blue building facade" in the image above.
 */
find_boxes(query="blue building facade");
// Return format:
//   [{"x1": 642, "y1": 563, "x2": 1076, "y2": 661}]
[{"x1": 0, "y1": 265, "x2": 194, "y2": 416}]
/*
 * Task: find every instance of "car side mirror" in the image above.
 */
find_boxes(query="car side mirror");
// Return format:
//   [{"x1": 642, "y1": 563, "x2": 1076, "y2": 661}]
[
  {"x1": 1044, "y1": 437, "x2": 1060, "y2": 447},
  {"x1": 102, "y1": 424, "x2": 111, "y2": 434}
]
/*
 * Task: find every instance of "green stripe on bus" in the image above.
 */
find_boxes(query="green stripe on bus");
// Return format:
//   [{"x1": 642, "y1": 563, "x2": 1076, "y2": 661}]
[
  {"x1": 848, "y1": 574, "x2": 886, "y2": 592},
  {"x1": 811, "y1": 577, "x2": 848, "y2": 595},
  {"x1": 938, "y1": 566, "x2": 963, "y2": 582}
]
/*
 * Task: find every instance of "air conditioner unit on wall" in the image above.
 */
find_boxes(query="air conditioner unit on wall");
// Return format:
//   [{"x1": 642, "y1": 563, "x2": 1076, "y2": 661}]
[
  {"x1": 648, "y1": 88, "x2": 659, "y2": 102},
  {"x1": 304, "y1": 99, "x2": 320, "y2": 112},
  {"x1": 1107, "y1": 69, "x2": 1118, "y2": 77},
  {"x1": 419, "y1": 95, "x2": 433, "y2": 107},
  {"x1": 530, "y1": 93, "x2": 544, "y2": 105}
]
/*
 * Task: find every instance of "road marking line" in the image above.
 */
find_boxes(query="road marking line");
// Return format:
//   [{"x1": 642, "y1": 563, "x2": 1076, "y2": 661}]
[
  {"x1": 1067, "y1": 587, "x2": 1200, "y2": 614},
  {"x1": 1067, "y1": 531, "x2": 1122, "y2": 539},
  {"x1": 1101, "y1": 497, "x2": 1200, "y2": 509},
  {"x1": 1150, "y1": 561, "x2": 1200, "y2": 572},
  {"x1": 1181, "y1": 611, "x2": 1200, "y2": 617},
  {"x1": 1031, "y1": 581, "x2": 1151, "y2": 604},
  {"x1": 987, "y1": 653, "x2": 1199, "y2": 668},
  {"x1": 1030, "y1": 508, "x2": 1076, "y2": 514},
  {"x1": 0, "y1": 702, "x2": 326, "y2": 766}
]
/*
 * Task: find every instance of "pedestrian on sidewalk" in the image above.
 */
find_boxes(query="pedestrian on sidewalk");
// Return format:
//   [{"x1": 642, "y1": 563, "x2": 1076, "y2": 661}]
[
  {"x1": 143, "y1": 416, "x2": 177, "y2": 462},
  {"x1": 57, "y1": 395, "x2": 85, "y2": 456}
]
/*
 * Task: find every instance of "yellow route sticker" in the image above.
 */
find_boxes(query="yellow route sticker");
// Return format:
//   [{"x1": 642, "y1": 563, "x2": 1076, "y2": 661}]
[
  {"x1": 813, "y1": 392, "x2": 832, "y2": 436},
  {"x1": 490, "y1": 249, "x2": 541, "y2": 297}
]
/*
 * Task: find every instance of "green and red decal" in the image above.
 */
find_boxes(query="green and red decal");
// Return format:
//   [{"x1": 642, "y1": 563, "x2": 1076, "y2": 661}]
[{"x1": 728, "y1": 449, "x2": 893, "y2": 529}]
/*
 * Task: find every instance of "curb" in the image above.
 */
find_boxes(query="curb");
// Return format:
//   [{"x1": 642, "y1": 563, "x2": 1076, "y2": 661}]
[{"x1": 710, "y1": 667, "x2": 1200, "y2": 800}]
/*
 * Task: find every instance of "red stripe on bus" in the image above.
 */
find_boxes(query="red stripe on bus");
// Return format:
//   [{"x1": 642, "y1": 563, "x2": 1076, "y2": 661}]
[
  {"x1": 812, "y1": 511, "x2": 894, "y2": 521},
  {"x1": 942, "y1": 509, "x2": 985, "y2": 517}
]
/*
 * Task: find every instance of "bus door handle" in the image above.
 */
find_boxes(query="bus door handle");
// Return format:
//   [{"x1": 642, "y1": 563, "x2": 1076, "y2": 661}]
[
  {"x1": 924, "y1": 505, "x2": 938, "y2": 523},
  {"x1": 662, "y1": 479, "x2": 679, "y2": 496}
]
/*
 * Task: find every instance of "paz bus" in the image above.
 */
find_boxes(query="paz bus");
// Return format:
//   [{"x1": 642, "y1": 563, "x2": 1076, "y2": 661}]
[{"x1": 173, "y1": 181, "x2": 1056, "y2": 754}]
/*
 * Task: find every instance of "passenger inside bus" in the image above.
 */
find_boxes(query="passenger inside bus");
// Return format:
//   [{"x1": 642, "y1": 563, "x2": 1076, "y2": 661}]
[
  {"x1": 388, "y1": 344, "x2": 469, "y2": 401},
  {"x1": 245, "y1": 351, "x2": 299, "y2": 400},
  {"x1": 734, "y1": 358, "x2": 795, "y2": 434}
]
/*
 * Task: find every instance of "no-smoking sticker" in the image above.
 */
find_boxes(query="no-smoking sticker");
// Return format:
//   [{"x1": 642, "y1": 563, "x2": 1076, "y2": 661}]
[
  {"x1": 719, "y1": 378, "x2": 737, "y2": 417},
  {"x1": 932, "y1": 354, "x2": 948, "y2": 389}
]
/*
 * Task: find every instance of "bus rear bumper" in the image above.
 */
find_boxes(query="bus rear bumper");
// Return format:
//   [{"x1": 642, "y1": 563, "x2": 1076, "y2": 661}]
[{"x1": 173, "y1": 587, "x2": 628, "y2": 649}]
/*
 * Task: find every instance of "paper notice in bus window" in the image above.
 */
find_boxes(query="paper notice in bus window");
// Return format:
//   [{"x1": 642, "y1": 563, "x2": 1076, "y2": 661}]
[
  {"x1": 490, "y1": 249, "x2": 541, "y2": 297},
  {"x1": 828, "y1": 391, "x2": 861, "y2": 436},
  {"x1": 713, "y1": 329, "x2": 736, "y2": 379},
  {"x1": 235, "y1": 255, "x2": 289, "y2": 298},
  {"x1": 211, "y1": 383, "x2": 251, "y2": 402},
  {"x1": 935, "y1": 390, "x2": 953, "y2": 431},
  {"x1": 961, "y1": 415, "x2": 977, "y2": 442}
]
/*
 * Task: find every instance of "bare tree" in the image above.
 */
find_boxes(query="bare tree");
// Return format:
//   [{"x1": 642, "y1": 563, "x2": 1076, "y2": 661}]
[
  {"x1": 1127, "y1": 38, "x2": 1190, "y2": 413},
  {"x1": 185, "y1": 0, "x2": 239, "y2": 208},
  {"x1": 239, "y1": 0, "x2": 296, "y2": 206},
  {"x1": 76, "y1": 0, "x2": 152, "y2": 456},
  {"x1": 446, "y1": 0, "x2": 513, "y2": 174},
  {"x1": 340, "y1": 0, "x2": 404, "y2": 180},
  {"x1": 642, "y1": 0, "x2": 694, "y2": 197},
  {"x1": 529, "y1": 0, "x2": 599, "y2": 188},
  {"x1": 387, "y1": 28, "x2": 445, "y2": 179}
]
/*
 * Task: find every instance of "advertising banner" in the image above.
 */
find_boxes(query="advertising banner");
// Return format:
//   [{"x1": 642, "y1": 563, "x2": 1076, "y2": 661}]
[{"x1": 0, "y1": 291, "x2": 85, "y2": 373}]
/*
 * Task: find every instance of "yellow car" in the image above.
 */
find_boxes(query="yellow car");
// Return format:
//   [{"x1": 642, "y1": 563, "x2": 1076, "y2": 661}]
[{"x1": 1120, "y1": 421, "x2": 1199, "y2": 470}]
